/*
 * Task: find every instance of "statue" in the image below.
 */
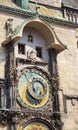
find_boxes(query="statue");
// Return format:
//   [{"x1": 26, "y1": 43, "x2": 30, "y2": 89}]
[{"x1": 26, "y1": 45, "x2": 42, "y2": 62}]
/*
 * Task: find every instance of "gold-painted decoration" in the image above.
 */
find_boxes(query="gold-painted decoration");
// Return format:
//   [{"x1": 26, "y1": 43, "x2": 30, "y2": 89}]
[
  {"x1": 17, "y1": 122, "x2": 50, "y2": 130},
  {"x1": 17, "y1": 67, "x2": 51, "y2": 110},
  {"x1": 23, "y1": 122, "x2": 50, "y2": 130},
  {"x1": 17, "y1": 125, "x2": 23, "y2": 130}
]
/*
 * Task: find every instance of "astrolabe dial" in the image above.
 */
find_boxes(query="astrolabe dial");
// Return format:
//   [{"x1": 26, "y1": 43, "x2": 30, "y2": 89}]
[
  {"x1": 17, "y1": 66, "x2": 51, "y2": 110},
  {"x1": 23, "y1": 122, "x2": 51, "y2": 130}
]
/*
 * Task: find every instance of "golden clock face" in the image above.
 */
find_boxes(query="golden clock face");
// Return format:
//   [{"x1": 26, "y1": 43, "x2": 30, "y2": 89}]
[
  {"x1": 17, "y1": 122, "x2": 52, "y2": 130},
  {"x1": 23, "y1": 122, "x2": 51, "y2": 130},
  {"x1": 17, "y1": 67, "x2": 51, "y2": 110}
]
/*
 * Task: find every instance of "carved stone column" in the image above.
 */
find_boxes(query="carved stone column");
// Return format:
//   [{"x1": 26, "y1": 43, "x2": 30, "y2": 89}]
[
  {"x1": 5, "y1": 43, "x2": 16, "y2": 109},
  {"x1": 48, "y1": 49, "x2": 59, "y2": 112}
]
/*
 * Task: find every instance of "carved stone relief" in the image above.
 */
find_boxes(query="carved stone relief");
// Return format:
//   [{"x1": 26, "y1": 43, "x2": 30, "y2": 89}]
[{"x1": 26, "y1": 45, "x2": 42, "y2": 62}]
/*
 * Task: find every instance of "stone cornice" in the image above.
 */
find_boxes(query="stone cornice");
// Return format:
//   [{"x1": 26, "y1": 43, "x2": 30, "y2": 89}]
[{"x1": 0, "y1": 4, "x2": 78, "y2": 27}]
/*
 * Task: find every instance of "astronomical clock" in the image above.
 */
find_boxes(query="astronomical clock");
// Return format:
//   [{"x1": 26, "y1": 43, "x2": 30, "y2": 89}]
[{"x1": 17, "y1": 66, "x2": 52, "y2": 111}]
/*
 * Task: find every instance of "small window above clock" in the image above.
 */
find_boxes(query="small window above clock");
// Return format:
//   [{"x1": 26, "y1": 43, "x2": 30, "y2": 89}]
[
  {"x1": 28, "y1": 34, "x2": 33, "y2": 42},
  {"x1": 18, "y1": 44, "x2": 25, "y2": 54}
]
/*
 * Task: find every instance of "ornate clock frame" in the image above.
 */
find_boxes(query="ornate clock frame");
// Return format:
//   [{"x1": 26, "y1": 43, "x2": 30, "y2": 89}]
[{"x1": 17, "y1": 66, "x2": 52, "y2": 112}]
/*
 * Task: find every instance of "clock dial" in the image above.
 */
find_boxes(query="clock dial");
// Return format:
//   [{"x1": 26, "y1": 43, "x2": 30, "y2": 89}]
[
  {"x1": 17, "y1": 67, "x2": 51, "y2": 110},
  {"x1": 23, "y1": 122, "x2": 51, "y2": 130}
]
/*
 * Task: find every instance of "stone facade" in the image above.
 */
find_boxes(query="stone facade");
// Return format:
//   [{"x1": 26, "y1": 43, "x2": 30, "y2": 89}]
[{"x1": 0, "y1": 0, "x2": 78, "y2": 130}]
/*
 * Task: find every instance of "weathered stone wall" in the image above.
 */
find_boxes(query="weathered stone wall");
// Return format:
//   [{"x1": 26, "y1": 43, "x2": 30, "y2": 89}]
[
  {"x1": 56, "y1": 26, "x2": 78, "y2": 130},
  {"x1": 56, "y1": 27, "x2": 78, "y2": 95},
  {"x1": 62, "y1": 100, "x2": 78, "y2": 130}
]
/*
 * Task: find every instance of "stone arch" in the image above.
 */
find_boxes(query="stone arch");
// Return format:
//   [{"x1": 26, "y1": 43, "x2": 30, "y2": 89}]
[
  {"x1": 22, "y1": 18, "x2": 55, "y2": 47},
  {"x1": 19, "y1": 18, "x2": 66, "y2": 53},
  {"x1": 3, "y1": 18, "x2": 66, "y2": 53}
]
